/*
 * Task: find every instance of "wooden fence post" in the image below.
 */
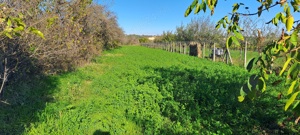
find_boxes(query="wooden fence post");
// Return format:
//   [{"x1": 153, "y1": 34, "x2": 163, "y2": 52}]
[
  {"x1": 202, "y1": 43, "x2": 205, "y2": 58},
  {"x1": 179, "y1": 42, "x2": 182, "y2": 54},
  {"x1": 213, "y1": 43, "x2": 216, "y2": 62},
  {"x1": 183, "y1": 42, "x2": 186, "y2": 54},
  {"x1": 244, "y1": 40, "x2": 247, "y2": 69}
]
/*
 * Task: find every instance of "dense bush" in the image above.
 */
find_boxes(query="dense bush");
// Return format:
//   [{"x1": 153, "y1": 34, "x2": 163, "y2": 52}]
[{"x1": 0, "y1": 0, "x2": 124, "y2": 92}]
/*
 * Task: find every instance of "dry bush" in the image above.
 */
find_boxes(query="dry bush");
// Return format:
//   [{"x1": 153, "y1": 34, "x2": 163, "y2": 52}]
[{"x1": 0, "y1": 0, "x2": 124, "y2": 94}]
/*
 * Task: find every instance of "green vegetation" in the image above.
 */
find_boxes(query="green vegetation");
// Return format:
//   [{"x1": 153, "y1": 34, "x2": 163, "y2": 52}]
[
  {"x1": 1, "y1": 46, "x2": 298, "y2": 134},
  {"x1": 186, "y1": 0, "x2": 300, "y2": 114},
  {"x1": 0, "y1": 1, "x2": 124, "y2": 95}
]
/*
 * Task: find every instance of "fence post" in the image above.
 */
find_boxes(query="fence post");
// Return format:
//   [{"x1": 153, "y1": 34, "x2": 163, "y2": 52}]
[
  {"x1": 202, "y1": 43, "x2": 205, "y2": 58},
  {"x1": 183, "y1": 42, "x2": 186, "y2": 54},
  {"x1": 213, "y1": 43, "x2": 216, "y2": 62},
  {"x1": 244, "y1": 40, "x2": 247, "y2": 69},
  {"x1": 179, "y1": 42, "x2": 182, "y2": 54}
]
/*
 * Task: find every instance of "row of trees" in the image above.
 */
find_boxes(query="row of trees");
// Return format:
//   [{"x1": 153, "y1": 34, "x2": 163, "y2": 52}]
[
  {"x1": 154, "y1": 17, "x2": 223, "y2": 44},
  {"x1": 154, "y1": 16, "x2": 280, "y2": 50},
  {"x1": 0, "y1": 0, "x2": 124, "y2": 94}
]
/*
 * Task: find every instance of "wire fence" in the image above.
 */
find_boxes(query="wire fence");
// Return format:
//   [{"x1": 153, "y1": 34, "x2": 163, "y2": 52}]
[{"x1": 141, "y1": 41, "x2": 249, "y2": 68}]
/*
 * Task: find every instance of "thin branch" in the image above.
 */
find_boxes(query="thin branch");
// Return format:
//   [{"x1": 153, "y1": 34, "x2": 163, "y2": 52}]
[
  {"x1": 294, "y1": 19, "x2": 300, "y2": 24},
  {"x1": 0, "y1": 58, "x2": 9, "y2": 95},
  {"x1": 230, "y1": 2, "x2": 280, "y2": 17},
  {"x1": 266, "y1": 19, "x2": 300, "y2": 25},
  {"x1": 290, "y1": 46, "x2": 300, "y2": 53}
]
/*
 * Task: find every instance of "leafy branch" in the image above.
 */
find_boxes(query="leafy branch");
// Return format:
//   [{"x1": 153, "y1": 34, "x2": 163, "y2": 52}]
[
  {"x1": 231, "y1": 2, "x2": 280, "y2": 17},
  {"x1": 185, "y1": 0, "x2": 300, "y2": 114}
]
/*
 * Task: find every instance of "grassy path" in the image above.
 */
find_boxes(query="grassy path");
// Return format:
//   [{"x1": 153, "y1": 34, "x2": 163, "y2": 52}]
[{"x1": 1, "y1": 46, "x2": 298, "y2": 134}]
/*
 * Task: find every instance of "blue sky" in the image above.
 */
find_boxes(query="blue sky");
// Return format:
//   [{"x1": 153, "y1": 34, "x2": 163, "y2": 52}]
[{"x1": 99, "y1": 0, "x2": 298, "y2": 35}]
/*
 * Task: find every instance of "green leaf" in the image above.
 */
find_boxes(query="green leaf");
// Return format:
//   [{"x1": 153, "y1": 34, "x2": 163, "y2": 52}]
[
  {"x1": 292, "y1": 1, "x2": 300, "y2": 12},
  {"x1": 296, "y1": 52, "x2": 300, "y2": 62},
  {"x1": 194, "y1": 4, "x2": 201, "y2": 14},
  {"x1": 29, "y1": 27, "x2": 45, "y2": 39},
  {"x1": 13, "y1": 26, "x2": 24, "y2": 32},
  {"x1": 185, "y1": 6, "x2": 192, "y2": 17},
  {"x1": 226, "y1": 36, "x2": 233, "y2": 48},
  {"x1": 191, "y1": 0, "x2": 198, "y2": 9},
  {"x1": 215, "y1": 23, "x2": 221, "y2": 29},
  {"x1": 285, "y1": 91, "x2": 300, "y2": 111},
  {"x1": 231, "y1": 36, "x2": 240, "y2": 46},
  {"x1": 224, "y1": 16, "x2": 229, "y2": 23},
  {"x1": 258, "y1": 77, "x2": 266, "y2": 92},
  {"x1": 272, "y1": 18, "x2": 279, "y2": 26},
  {"x1": 262, "y1": 68, "x2": 269, "y2": 80},
  {"x1": 290, "y1": 29, "x2": 299, "y2": 46},
  {"x1": 287, "y1": 80, "x2": 297, "y2": 95},
  {"x1": 273, "y1": 12, "x2": 281, "y2": 25},
  {"x1": 280, "y1": 13, "x2": 286, "y2": 23},
  {"x1": 247, "y1": 58, "x2": 256, "y2": 72},
  {"x1": 287, "y1": 63, "x2": 299, "y2": 80},
  {"x1": 5, "y1": 32, "x2": 12, "y2": 38},
  {"x1": 6, "y1": 17, "x2": 12, "y2": 27},
  {"x1": 15, "y1": 32, "x2": 21, "y2": 36},
  {"x1": 279, "y1": 57, "x2": 292, "y2": 76},
  {"x1": 248, "y1": 75, "x2": 259, "y2": 90},
  {"x1": 240, "y1": 84, "x2": 249, "y2": 96},
  {"x1": 202, "y1": 2, "x2": 207, "y2": 12},
  {"x1": 234, "y1": 31, "x2": 244, "y2": 41},
  {"x1": 222, "y1": 22, "x2": 226, "y2": 28},
  {"x1": 265, "y1": 0, "x2": 273, "y2": 10},
  {"x1": 238, "y1": 96, "x2": 245, "y2": 102},
  {"x1": 285, "y1": 6, "x2": 291, "y2": 16},
  {"x1": 12, "y1": 18, "x2": 25, "y2": 27},
  {"x1": 258, "y1": 5, "x2": 263, "y2": 17},
  {"x1": 286, "y1": 16, "x2": 294, "y2": 32},
  {"x1": 232, "y1": 3, "x2": 239, "y2": 13},
  {"x1": 293, "y1": 101, "x2": 300, "y2": 113}
]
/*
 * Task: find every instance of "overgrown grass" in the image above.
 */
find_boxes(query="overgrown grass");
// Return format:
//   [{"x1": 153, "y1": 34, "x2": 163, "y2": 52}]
[{"x1": 0, "y1": 46, "x2": 298, "y2": 134}]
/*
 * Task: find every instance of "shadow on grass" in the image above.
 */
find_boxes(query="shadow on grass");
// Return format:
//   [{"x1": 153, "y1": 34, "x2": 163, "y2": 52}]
[
  {"x1": 0, "y1": 75, "x2": 59, "y2": 134},
  {"x1": 133, "y1": 66, "x2": 296, "y2": 134},
  {"x1": 93, "y1": 130, "x2": 110, "y2": 135}
]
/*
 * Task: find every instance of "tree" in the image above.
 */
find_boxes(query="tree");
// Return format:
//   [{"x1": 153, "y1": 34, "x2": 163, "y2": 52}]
[
  {"x1": 175, "y1": 16, "x2": 224, "y2": 44},
  {"x1": 185, "y1": 0, "x2": 300, "y2": 114},
  {"x1": 155, "y1": 31, "x2": 176, "y2": 43}
]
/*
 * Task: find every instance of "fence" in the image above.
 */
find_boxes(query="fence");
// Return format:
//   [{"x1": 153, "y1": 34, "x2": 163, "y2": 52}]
[{"x1": 141, "y1": 41, "x2": 249, "y2": 68}]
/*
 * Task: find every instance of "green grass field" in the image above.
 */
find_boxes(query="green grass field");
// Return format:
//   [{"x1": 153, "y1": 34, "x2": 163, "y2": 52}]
[{"x1": 0, "y1": 46, "x2": 298, "y2": 134}]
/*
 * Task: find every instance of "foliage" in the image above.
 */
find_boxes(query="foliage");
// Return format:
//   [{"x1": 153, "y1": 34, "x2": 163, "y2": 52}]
[
  {"x1": 0, "y1": 3, "x2": 44, "y2": 94},
  {"x1": 139, "y1": 37, "x2": 150, "y2": 43},
  {"x1": 154, "y1": 31, "x2": 176, "y2": 43},
  {"x1": 2, "y1": 46, "x2": 298, "y2": 134},
  {"x1": 0, "y1": 0, "x2": 124, "y2": 94},
  {"x1": 186, "y1": 0, "x2": 300, "y2": 114},
  {"x1": 175, "y1": 16, "x2": 224, "y2": 44}
]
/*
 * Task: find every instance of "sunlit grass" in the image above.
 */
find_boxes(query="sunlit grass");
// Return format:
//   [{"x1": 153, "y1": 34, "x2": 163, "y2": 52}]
[{"x1": 1, "y1": 46, "x2": 298, "y2": 134}]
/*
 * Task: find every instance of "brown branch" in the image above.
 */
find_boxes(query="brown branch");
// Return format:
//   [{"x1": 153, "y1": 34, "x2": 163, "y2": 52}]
[
  {"x1": 290, "y1": 46, "x2": 300, "y2": 53},
  {"x1": 232, "y1": 2, "x2": 280, "y2": 17},
  {"x1": 0, "y1": 58, "x2": 9, "y2": 95}
]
